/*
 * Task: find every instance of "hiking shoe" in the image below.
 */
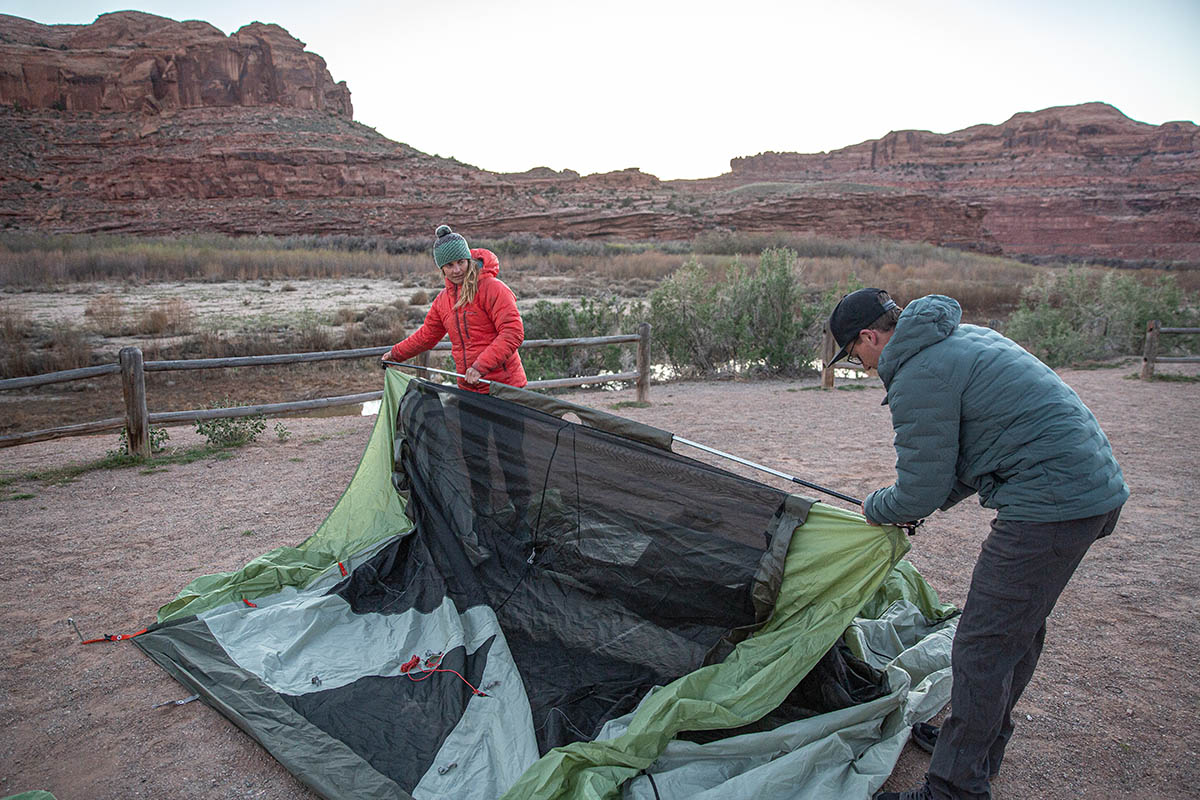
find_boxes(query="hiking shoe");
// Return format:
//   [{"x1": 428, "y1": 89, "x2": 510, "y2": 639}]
[
  {"x1": 911, "y1": 721, "x2": 939, "y2": 754},
  {"x1": 873, "y1": 784, "x2": 934, "y2": 800}
]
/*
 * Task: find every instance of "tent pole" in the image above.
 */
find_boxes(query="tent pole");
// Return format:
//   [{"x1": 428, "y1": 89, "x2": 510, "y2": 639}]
[
  {"x1": 382, "y1": 359, "x2": 495, "y2": 385},
  {"x1": 673, "y1": 435, "x2": 864, "y2": 506},
  {"x1": 383, "y1": 359, "x2": 868, "y2": 510}
]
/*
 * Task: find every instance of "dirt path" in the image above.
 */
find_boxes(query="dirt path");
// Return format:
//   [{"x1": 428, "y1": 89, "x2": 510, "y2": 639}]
[{"x1": 1, "y1": 364, "x2": 1197, "y2": 799}]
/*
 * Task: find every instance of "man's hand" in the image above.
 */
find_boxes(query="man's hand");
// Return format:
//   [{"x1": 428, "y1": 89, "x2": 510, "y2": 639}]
[
  {"x1": 464, "y1": 366, "x2": 482, "y2": 384},
  {"x1": 861, "y1": 502, "x2": 881, "y2": 526}
]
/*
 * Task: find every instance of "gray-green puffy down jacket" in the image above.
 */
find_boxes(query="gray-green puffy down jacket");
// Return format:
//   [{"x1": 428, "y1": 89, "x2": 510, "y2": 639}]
[{"x1": 864, "y1": 295, "x2": 1128, "y2": 524}]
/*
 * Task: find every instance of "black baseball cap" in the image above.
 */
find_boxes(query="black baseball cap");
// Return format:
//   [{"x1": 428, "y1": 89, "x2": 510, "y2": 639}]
[{"x1": 827, "y1": 288, "x2": 899, "y2": 366}]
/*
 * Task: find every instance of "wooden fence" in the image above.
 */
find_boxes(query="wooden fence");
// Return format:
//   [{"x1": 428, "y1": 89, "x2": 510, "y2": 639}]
[
  {"x1": 1140, "y1": 320, "x2": 1200, "y2": 380},
  {"x1": 0, "y1": 323, "x2": 652, "y2": 455}
]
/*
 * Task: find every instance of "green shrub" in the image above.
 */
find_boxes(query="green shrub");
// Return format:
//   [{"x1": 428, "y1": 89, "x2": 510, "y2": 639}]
[
  {"x1": 1005, "y1": 269, "x2": 1197, "y2": 366},
  {"x1": 647, "y1": 248, "x2": 831, "y2": 377},
  {"x1": 520, "y1": 297, "x2": 638, "y2": 381},
  {"x1": 195, "y1": 400, "x2": 266, "y2": 447},
  {"x1": 109, "y1": 426, "x2": 170, "y2": 458}
]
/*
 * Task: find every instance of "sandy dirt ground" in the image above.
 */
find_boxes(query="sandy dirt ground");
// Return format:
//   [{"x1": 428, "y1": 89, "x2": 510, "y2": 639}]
[{"x1": 1, "y1": 363, "x2": 1197, "y2": 799}]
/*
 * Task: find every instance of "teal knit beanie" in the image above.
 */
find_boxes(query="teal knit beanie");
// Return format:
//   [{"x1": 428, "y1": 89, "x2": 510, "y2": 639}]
[{"x1": 433, "y1": 224, "x2": 471, "y2": 268}]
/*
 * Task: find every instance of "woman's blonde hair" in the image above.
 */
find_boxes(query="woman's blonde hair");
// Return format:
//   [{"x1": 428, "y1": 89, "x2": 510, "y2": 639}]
[{"x1": 452, "y1": 259, "x2": 480, "y2": 309}]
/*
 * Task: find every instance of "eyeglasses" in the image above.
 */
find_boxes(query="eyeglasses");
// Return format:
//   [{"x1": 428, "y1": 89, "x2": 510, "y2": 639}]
[{"x1": 845, "y1": 334, "x2": 863, "y2": 367}]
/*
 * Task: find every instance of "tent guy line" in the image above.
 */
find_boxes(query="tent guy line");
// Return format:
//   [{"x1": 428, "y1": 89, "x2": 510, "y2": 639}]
[{"x1": 381, "y1": 359, "x2": 873, "y2": 512}]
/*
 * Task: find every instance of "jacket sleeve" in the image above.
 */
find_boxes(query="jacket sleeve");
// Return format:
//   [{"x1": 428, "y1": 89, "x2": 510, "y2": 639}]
[
  {"x1": 387, "y1": 299, "x2": 447, "y2": 362},
  {"x1": 469, "y1": 281, "x2": 524, "y2": 374},
  {"x1": 939, "y1": 479, "x2": 978, "y2": 511},
  {"x1": 864, "y1": 370, "x2": 962, "y2": 524}
]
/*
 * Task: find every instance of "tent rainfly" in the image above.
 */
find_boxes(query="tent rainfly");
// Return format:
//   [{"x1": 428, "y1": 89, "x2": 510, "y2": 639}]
[{"x1": 135, "y1": 370, "x2": 958, "y2": 799}]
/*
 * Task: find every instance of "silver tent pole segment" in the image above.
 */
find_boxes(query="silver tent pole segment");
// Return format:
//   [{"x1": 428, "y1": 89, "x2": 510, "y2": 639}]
[
  {"x1": 381, "y1": 359, "x2": 493, "y2": 385},
  {"x1": 673, "y1": 435, "x2": 864, "y2": 507},
  {"x1": 383, "y1": 359, "x2": 872, "y2": 511}
]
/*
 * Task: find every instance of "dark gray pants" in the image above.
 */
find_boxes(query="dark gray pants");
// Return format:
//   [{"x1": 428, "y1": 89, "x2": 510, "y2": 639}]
[{"x1": 927, "y1": 506, "x2": 1122, "y2": 800}]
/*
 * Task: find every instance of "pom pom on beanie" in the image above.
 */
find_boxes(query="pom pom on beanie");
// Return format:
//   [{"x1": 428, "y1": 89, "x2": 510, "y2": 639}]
[{"x1": 433, "y1": 225, "x2": 471, "y2": 268}]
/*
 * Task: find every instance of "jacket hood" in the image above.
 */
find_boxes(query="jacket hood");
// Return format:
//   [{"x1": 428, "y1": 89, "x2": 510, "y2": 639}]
[
  {"x1": 877, "y1": 295, "x2": 961, "y2": 385},
  {"x1": 443, "y1": 248, "x2": 501, "y2": 291}
]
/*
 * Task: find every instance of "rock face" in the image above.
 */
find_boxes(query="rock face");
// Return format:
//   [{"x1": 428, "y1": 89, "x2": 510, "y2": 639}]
[
  {"x1": 1, "y1": 12, "x2": 1196, "y2": 266},
  {"x1": 727, "y1": 103, "x2": 1200, "y2": 264},
  {"x1": 0, "y1": 11, "x2": 351, "y2": 116}
]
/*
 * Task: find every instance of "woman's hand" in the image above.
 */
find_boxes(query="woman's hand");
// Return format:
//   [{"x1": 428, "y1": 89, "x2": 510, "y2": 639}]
[{"x1": 464, "y1": 366, "x2": 482, "y2": 384}]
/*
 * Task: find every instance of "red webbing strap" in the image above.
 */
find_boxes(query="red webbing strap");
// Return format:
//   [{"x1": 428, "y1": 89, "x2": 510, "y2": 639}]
[{"x1": 80, "y1": 628, "x2": 148, "y2": 645}]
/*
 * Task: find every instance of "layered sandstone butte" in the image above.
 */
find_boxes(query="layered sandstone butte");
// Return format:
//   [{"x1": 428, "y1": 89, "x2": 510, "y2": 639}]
[
  {"x1": 1, "y1": 11, "x2": 1196, "y2": 265},
  {"x1": 0, "y1": 11, "x2": 351, "y2": 115},
  {"x1": 725, "y1": 103, "x2": 1200, "y2": 264}
]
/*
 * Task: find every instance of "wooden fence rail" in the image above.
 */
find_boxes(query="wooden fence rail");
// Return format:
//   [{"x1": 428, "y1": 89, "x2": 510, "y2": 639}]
[
  {"x1": 0, "y1": 323, "x2": 652, "y2": 454},
  {"x1": 1140, "y1": 320, "x2": 1200, "y2": 380}
]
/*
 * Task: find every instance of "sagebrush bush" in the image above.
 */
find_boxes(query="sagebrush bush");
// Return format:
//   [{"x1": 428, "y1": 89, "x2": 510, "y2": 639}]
[{"x1": 1005, "y1": 269, "x2": 1198, "y2": 366}]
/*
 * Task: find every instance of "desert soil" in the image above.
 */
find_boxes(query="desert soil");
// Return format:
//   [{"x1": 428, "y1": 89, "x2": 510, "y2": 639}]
[{"x1": 0, "y1": 363, "x2": 1197, "y2": 800}]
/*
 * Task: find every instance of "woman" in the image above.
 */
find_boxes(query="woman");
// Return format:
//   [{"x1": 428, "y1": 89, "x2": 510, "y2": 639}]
[
  {"x1": 385, "y1": 225, "x2": 529, "y2": 523},
  {"x1": 384, "y1": 224, "x2": 526, "y2": 390}
]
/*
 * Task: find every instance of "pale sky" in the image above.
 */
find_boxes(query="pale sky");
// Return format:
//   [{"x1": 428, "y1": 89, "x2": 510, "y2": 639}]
[{"x1": 8, "y1": 0, "x2": 1200, "y2": 179}]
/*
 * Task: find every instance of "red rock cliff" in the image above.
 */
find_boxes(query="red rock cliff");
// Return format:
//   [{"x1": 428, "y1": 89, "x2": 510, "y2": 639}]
[
  {"x1": 724, "y1": 103, "x2": 1199, "y2": 263},
  {"x1": 0, "y1": 11, "x2": 351, "y2": 116}
]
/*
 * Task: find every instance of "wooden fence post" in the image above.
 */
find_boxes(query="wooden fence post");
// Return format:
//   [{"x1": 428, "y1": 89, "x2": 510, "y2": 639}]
[
  {"x1": 1140, "y1": 319, "x2": 1160, "y2": 381},
  {"x1": 636, "y1": 322, "x2": 651, "y2": 403},
  {"x1": 119, "y1": 346, "x2": 149, "y2": 458},
  {"x1": 821, "y1": 328, "x2": 836, "y2": 389}
]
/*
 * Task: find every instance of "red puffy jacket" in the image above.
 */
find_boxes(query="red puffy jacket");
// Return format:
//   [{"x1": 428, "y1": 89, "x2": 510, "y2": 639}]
[{"x1": 387, "y1": 248, "x2": 527, "y2": 391}]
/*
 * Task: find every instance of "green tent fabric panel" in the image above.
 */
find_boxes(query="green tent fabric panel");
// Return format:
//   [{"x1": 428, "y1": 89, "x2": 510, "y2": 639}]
[
  {"x1": 611, "y1": 654, "x2": 947, "y2": 799},
  {"x1": 1, "y1": 792, "x2": 58, "y2": 800},
  {"x1": 157, "y1": 371, "x2": 414, "y2": 622},
  {"x1": 499, "y1": 502, "x2": 912, "y2": 800},
  {"x1": 854, "y1": 559, "x2": 958, "y2": 624},
  {"x1": 136, "y1": 616, "x2": 413, "y2": 800}
]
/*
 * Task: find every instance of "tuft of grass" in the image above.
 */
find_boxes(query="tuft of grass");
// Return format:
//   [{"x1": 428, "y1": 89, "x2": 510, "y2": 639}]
[
  {"x1": 45, "y1": 322, "x2": 93, "y2": 372},
  {"x1": 2, "y1": 492, "x2": 37, "y2": 502},
  {"x1": 0, "y1": 306, "x2": 34, "y2": 376},
  {"x1": 136, "y1": 297, "x2": 195, "y2": 336},
  {"x1": 609, "y1": 400, "x2": 651, "y2": 410},
  {"x1": 84, "y1": 293, "x2": 125, "y2": 334}
]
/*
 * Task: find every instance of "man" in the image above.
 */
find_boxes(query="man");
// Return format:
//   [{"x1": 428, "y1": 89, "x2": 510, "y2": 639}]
[{"x1": 826, "y1": 289, "x2": 1128, "y2": 800}]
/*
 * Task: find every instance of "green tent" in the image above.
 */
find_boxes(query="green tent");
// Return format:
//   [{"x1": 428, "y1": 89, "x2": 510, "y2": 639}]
[{"x1": 135, "y1": 370, "x2": 956, "y2": 799}]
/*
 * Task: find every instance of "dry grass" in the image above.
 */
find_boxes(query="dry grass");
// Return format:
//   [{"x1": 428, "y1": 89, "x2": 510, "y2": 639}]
[
  {"x1": 331, "y1": 307, "x2": 360, "y2": 326},
  {"x1": 0, "y1": 309, "x2": 94, "y2": 377},
  {"x1": 0, "y1": 237, "x2": 428, "y2": 286},
  {"x1": 1, "y1": 307, "x2": 34, "y2": 376},
  {"x1": 44, "y1": 323, "x2": 93, "y2": 372},
  {"x1": 83, "y1": 293, "x2": 126, "y2": 334},
  {"x1": 136, "y1": 298, "x2": 195, "y2": 336}
]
